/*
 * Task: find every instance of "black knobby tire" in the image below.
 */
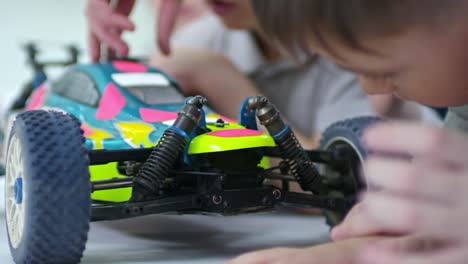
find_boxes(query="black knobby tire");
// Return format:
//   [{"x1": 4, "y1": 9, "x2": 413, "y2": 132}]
[
  {"x1": 5, "y1": 110, "x2": 91, "y2": 264},
  {"x1": 319, "y1": 116, "x2": 381, "y2": 228}
]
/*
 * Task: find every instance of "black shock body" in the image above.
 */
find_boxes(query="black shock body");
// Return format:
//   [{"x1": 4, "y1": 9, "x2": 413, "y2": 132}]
[
  {"x1": 247, "y1": 96, "x2": 325, "y2": 194},
  {"x1": 132, "y1": 96, "x2": 207, "y2": 198}
]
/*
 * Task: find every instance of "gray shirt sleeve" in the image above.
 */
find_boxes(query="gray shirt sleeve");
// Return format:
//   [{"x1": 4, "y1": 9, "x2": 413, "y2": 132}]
[
  {"x1": 169, "y1": 20, "x2": 439, "y2": 137},
  {"x1": 296, "y1": 58, "x2": 374, "y2": 135},
  {"x1": 250, "y1": 57, "x2": 375, "y2": 136},
  {"x1": 313, "y1": 60, "x2": 374, "y2": 133},
  {"x1": 170, "y1": 17, "x2": 375, "y2": 136}
]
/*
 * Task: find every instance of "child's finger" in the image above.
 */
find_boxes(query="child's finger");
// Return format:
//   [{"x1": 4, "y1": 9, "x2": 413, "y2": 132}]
[
  {"x1": 86, "y1": 0, "x2": 112, "y2": 24},
  {"x1": 115, "y1": 0, "x2": 135, "y2": 16},
  {"x1": 361, "y1": 192, "x2": 453, "y2": 238},
  {"x1": 365, "y1": 157, "x2": 462, "y2": 203},
  {"x1": 89, "y1": 17, "x2": 129, "y2": 57},
  {"x1": 360, "y1": 240, "x2": 466, "y2": 264},
  {"x1": 107, "y1": 12, "x2": 135, "y2": 31},
  {"x1": 331, "y1": 202, "x2": 373, "y2": 241},
  {"x1": 93, "y1": 9, "x2": 134, "y2": 32},
  {"x1": 332, "y1": 191, "x2": 451, "y2": 242},
  {"x1": 87, "y1": 0, "x2": 134, "y2": 32},
  {"x1": 226, "y1": 248, "x2": 294, "y2": 264},
  {"x1": 364, "y1": 122, "x2": 468, "y2": 164},
  {"x1": 157, "y1": 0, "x2": 182, "y2": 55},
  {"x1": 331, "y1": 201, "x2": 405, "y2": 241},
  {"x1": 371, "y1": 235, "x2": 448, "y2": 254},
  {"x1": 88, "y1": 32, "x2": 101, "y2": 62}
]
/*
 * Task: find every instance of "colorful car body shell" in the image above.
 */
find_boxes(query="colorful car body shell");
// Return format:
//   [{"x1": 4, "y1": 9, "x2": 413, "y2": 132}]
[{"x1": 24, "y1": 61, "x2": 275, "y2": 202}]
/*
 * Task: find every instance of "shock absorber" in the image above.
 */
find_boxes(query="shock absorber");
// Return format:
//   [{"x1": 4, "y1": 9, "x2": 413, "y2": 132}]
[
  {"x1": 133, "y1": 96, "x2": 207, "y2": 197},
  {"x1": 247, "y1": 96, "x2": 325, "y2": 194}
]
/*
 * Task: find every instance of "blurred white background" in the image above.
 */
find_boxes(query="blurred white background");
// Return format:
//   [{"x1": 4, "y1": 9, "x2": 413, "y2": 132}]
[
  {"x1": 0, "y1": 3, "x2": 333, "y2": 263},
  {"x1": 0, "y1": 0, "x2": 155, "y2": 112}
]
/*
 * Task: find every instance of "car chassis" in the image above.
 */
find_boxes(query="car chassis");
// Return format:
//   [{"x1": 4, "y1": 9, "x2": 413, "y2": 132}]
[
  {"x1": 87, "y1": 95, "x2": 361, "y2": 222},
  {"x1": 89, "y1": 145, "x2": 353, "y2": 221}
]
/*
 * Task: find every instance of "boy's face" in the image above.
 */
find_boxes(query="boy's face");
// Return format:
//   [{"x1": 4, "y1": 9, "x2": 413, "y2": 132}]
[
  {"x1": 313, "y1": 25, "x2": 468, "y2": 107},
  {"x1": 205, "y1": 0, "x2": 257, "y2": 30}
]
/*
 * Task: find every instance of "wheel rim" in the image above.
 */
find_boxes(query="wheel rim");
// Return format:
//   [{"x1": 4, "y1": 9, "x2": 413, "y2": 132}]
[
  {"x1": 322, "y1": 137, "x2": 365, "y2": 189},
  {"x1": 5, "y1": 134, "x2": 26, "y2": 249},
  {"x1": 321, "y1": 137, "x2": 364, "y2": 225}
]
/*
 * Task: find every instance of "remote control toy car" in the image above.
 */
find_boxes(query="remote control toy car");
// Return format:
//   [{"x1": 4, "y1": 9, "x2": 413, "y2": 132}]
[{"x1": 3, "y1": 52, "x2": 379, "y2": 263}]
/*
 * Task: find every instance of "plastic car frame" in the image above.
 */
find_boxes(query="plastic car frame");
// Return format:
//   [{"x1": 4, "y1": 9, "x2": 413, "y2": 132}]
[{"x1": 3, "y1": 53, "x2": 380, "y2": 263}]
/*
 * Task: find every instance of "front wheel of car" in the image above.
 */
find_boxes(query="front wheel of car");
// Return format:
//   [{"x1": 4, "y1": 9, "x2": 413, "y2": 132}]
[{"x1": 5, "y1": 110, "x2": 91, "y2": 264}]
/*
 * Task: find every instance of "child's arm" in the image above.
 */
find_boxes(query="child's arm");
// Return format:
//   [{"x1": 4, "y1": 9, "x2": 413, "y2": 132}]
[
  {"x1": 151, "y1": 48, "x2": 258, "y2": 119},
  {"x1": 157, "y1": 0, "x2": 182, "y2": 55}
]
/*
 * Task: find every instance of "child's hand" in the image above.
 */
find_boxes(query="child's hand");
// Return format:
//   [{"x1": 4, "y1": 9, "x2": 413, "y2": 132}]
[
  {"x1": 157, "y1": 0, "x2": 182, "y2": 55},
  {"x1": 226, "y1": 237, "x2": 383, "y2": 264},
  {"x1": 151, "y1": 48, "x2": 259, "y2": 119},
  {"x1": 227, "y1": 247, "x2": 317, "y2": 264},
  {"x1": 359, "y1": 235, "x2": 466, "y2": 264},
  {"x1": 151, "y1": 48, "x2": 225, "y2": 92},
  {"x1": 86, "y1": 0, "x2": 136, "y2": 62},
  {"x1": 331, "y1": 122, "x2": 468, "y2": 263}
]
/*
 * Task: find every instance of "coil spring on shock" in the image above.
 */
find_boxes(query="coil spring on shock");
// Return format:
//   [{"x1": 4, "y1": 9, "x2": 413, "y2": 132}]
[
  {"x1": 246, "y1": 96, "x2": 324, "y2": 194},
  {"x1": 132, "y1": 96, "x2": 207, "y2": 199},
  {"x1": 133, "y1": 128, "x2": 187, "y2": 195},
  {"x1": 274, "y1": 127, "x2": 321, "y2": 193}
]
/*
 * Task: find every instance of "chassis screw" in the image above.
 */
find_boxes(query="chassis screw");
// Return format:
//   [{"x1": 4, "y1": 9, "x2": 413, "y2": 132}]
[
  {"x1": 215, "y1": 118, "x2": 225, "y2": 127},
  {"x1": 127, "y1": 207, "x2": 142, "y2": 215},
  {"x1": 262, "y1": 196, "x2": 271, "y2": 205},
  {"x1": 272, "y1": 189, "x2": 282, "y2": 200},
  {"x1": 212, "y1": 195, "x2": 223, "y2": 205}
]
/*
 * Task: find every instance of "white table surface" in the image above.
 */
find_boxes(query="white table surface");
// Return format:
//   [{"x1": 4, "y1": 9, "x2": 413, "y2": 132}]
[{"x1": 0, "y1": 177, "x2": 330, "y2": 264}]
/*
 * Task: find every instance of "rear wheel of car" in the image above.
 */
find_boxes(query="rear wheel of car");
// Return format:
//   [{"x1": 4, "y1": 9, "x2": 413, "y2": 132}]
[{"x1": 5, "y1": 110, "x2": 91, "y2": 264}]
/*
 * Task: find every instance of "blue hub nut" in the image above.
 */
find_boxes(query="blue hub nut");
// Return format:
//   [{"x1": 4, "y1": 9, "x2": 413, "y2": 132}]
[{"x1": 14, "y1": 177, "x2": 23, "y2": 204}]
